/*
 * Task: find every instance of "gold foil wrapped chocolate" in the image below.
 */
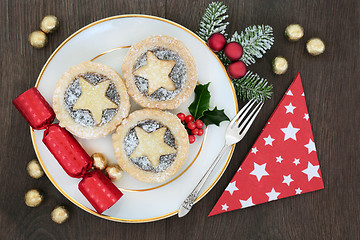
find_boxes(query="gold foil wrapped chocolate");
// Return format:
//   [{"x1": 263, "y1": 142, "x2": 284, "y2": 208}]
[
  {"x1": 285, "y1": 24, "x2": 304, "y2": 41},
  {"x1": 105, "y1": 164, "x2": 124, "y2": 181},
  {"x1": 40, "y1": 15, "x2": 59, "y2": 34},
  {"x1": 28, "y1": 30, "x2": 48, "y2": 48},
  {"x1": 26, "y1": 159, "x2": 44, "y2": 179},
  {"x1": 272, "y1": 56, "x2": 288, "y2": 75},
  {"x1": 91, "y1": 153, "x2": 108, "y2": 171},
  {"x1": 24, "y1": 189, "x2": 43, "y2": 207},
  {"x1": 51, "y1": 206, "x2": 69, "y2": 224},
  {"x1": 306, "y1": 38, "x2": 325, "y2": 56}
]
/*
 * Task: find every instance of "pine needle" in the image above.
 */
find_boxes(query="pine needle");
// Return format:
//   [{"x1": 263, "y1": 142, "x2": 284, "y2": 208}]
[
  {"x1": 232, "y1": 71, "x2": 273, "y2": 102},
  {"x1": 231, "y1": 25, "x2": 274, "y2": 66},
  {"x1": 197, "y1": 2, "x2": 229, "y2": 41},
  {"x1": 197, "y1": 2, "x2": 274, "y2": 102}
]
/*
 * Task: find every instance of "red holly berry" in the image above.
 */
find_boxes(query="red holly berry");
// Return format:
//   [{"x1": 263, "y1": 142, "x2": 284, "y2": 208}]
[
  {"x1": 208, "y1": 33, "x2": 227, "y2": 52},
  {"x1": 187, "y1": 121, "x2": 196, "y2": 130},
  {"x1": 185, "y1": 115, "x2": 194, "y2": 123},
  {"x1": 177, "y1": 113, "x2": 185, "y2": 121},
  {"x1": 227, "y1": 61, "x2": 247, "y2": 79},
  {"x1": 195, "y1": 119, "x2": 204, "y2": 129},
  {"x1": 198, "y1": 128, "x2": 204, "y2": 136},
  {"x1": 191, "y1": 128, "x2": 199, "y2": 136},
  {"x1": 224, "y1": 42, "x2": 243, "y2": 62},
  {"x1": 188, "y1": 135, "x2": 196, "y2": 144}
]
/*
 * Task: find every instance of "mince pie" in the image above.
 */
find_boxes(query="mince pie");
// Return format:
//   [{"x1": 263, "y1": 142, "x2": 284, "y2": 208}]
[
  {"x1": 112, "y1": 109, "x2": 189, "y2": 183},
  {"x1": 53, "y1": 61, "x2": 130, "y2": 139},
  {"x1": 121, "y1": 35, "x2": 197, "y2": 109}
]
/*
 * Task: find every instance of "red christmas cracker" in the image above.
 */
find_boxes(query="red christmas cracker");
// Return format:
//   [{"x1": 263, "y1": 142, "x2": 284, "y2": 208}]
[
  {"x1": 79, "y1": 170, "x2": 123, "y2": 214},
  {"x1": 13, "y1": 87, "x2": 123, "y2": 213},
  {"x1": 12, "y1": 87, "x2": 55, "y2": 130},
  {"x1": 42, "y1": 124, "x2": 93, "y2": 178}
]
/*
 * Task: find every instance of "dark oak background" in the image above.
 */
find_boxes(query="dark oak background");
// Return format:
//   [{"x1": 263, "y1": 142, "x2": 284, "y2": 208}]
[{"x1": 1, "y1": 0, "x2": 359, "y2": 239}]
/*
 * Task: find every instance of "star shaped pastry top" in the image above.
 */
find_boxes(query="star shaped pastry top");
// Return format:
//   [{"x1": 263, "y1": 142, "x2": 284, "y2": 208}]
[
  {"x1": 130, "y1": 127, "x2": 176, "y2": 167},
  {"x1": 133, "y1": 51, "x2": 176, "y2": 95},
  {"x1": 73, "y1": 77, "x2": 118, "y2": 125}
]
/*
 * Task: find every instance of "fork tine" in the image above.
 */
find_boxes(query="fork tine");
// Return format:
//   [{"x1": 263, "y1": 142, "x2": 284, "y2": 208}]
[
  {"x1": 235, "y1": 100, "x2": 257, "y2": 126},
  {"x1": 228, "y1": 99, "x2": 256, "y2": 128},
  {"x1": 238, "y1": 102, "x2": 264, "y2": 137}
]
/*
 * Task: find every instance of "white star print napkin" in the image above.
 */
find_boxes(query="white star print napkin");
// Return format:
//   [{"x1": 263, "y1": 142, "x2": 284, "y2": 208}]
[{"x1": 209, "y1": 73, "x2": 324, "y2": 216}]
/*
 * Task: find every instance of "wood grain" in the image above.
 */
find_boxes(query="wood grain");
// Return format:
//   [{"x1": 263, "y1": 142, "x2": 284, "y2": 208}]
[{"x1": 1, "y1": 0, "x2": 359, "y2": 239}]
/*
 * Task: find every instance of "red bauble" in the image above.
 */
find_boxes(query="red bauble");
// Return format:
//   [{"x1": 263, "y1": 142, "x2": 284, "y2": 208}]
[
  {"x1": 227, "y1": 61, "x2": 247, "y2": 79},
  {"x1": 208, "y1": 33, "x2": 226, "y2": 52},
  {"x1": 224, "y1": 42, "x2": 243, "y2": 62}
]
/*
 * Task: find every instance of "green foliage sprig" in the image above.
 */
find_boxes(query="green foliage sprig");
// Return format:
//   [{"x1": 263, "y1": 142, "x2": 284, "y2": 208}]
[
  {"x1": 198, "y1": 2, "x2": 274, "y2": 102},
  {"x1": 197, "y1": 2, "x2": 229, "y2": 41}
]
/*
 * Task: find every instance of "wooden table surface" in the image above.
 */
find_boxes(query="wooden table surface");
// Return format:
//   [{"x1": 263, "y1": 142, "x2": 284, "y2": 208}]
[{"x1": 1, "y1": 0, "x2": 359, "y2": 239}]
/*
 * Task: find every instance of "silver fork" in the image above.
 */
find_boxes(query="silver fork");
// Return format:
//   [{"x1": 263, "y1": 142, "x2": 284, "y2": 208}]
[{"x1": 178, "y1": 99, "x2": 264, "y2": 217}]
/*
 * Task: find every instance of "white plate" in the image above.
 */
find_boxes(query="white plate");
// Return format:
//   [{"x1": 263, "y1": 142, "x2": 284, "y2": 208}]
[{"x1": 31, "y1": 15, "x2": 238, "y2": 222}]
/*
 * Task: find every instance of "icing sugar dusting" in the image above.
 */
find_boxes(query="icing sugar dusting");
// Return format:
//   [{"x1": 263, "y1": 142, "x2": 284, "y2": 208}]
[
  {"x1": 124, "y1": 119, "x2": 177, "y2": 173},
  {"x1": 134, "y1": 47, "x2": 187, "y2": 101},
  {"x1": 64, "y1": 72, "x2": 120, "y2": 127}
]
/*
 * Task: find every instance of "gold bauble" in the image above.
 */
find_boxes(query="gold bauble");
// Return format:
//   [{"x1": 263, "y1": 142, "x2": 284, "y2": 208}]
[
  {"x1": 272, "y1": 56, "x2": 288, "y2": 75},
  {"x1": 28, "y1": 31, "x2": 48, "y2": 48},
  {"x1": 306, "y1": 38, "x2": 325, "y2": 56},
  {"x1": 51, "y1": 206, "x2": 69, "y2": 224},
  {"x1": 26, "y1": 159, "x2": 44, "y2": 179},
  {"x1": 91, "y1": 153, "x2": 108, "y2": 171},
  {"x1": 105, "y1": 164, "x2": 123, "y2": 181},
  {"x1": 24, "y1": 189, "x2": 43, "y2": 207},
  {"x1": 285, "y1": 24, "x2": 304, "y2": 41},
  {"x1": 40, "y1": 15, "x2": 59, "y2": 34}
]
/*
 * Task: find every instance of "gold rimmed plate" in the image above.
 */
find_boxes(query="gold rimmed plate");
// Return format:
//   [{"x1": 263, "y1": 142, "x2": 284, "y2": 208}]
[{"x1": 31, "y1": 14, "x2": 238, "y2": 223}]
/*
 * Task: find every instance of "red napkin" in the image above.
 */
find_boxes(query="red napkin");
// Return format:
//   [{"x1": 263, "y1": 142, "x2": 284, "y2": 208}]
[{"x1": 209, "y1": 73, "x2": 324, "y2": 216}]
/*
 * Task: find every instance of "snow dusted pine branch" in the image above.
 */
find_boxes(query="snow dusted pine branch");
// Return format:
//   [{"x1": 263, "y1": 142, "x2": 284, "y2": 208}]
[
  {"x1": 197, "y1": 2, "x2": 274, "y2": 102},
  {"x1": 232, "y1": 71, "x2": 273, "y2": 102},
  {"x1": 231, "y1": 25, "x2": 274, "y2": 66},
  {"x1": 197, "y1": 2, "x2": 229, "y2": 41}
]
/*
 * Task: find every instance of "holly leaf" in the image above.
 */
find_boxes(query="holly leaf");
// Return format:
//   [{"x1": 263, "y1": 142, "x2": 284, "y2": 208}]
[
  {"x1": 188, "y1": 83, "x2": 211, "y2": 119},
  {"x1": 201, "y1": 107, "x2": 230, "y2": 126}
]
